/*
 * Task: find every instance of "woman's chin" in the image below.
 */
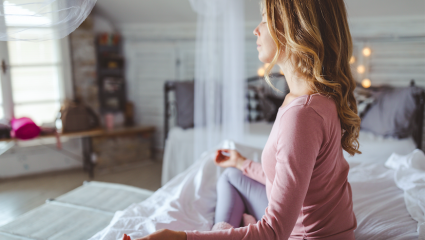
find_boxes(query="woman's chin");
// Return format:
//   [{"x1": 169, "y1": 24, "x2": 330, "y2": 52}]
[
  {"x1": 258, "y1": 56, "x2": 267, "y2": 63},
  {"x1": 258, "y1": 54, "x2": 273, "y2": 64}
]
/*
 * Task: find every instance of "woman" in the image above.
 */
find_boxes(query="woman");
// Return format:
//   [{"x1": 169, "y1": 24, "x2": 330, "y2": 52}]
[{"x1": 124, "y1": 0, "x2": 360, "y2": 239}]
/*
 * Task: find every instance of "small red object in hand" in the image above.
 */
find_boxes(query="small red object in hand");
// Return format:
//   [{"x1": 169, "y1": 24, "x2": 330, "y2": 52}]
[
  {"x1": 122, "y1": 234, "x2": 131, "y2": 240},
  {"x1": 215, "y1": 149, "x2": 230, "y2": 163}
]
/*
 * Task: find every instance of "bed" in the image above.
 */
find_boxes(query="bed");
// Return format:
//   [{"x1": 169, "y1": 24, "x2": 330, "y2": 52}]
[
  {"x1": 1, "y1": 135, "x2": 423, "y2": 240},
  {"x1": 97, "y1": 81, "x2": 422, "y2": 240},
  {"x1": 87, "y1": 134, "x2": 423, "y2": 240},
  {"x1": 1, "y1": 83, "x2": 424, "y2": 240}
]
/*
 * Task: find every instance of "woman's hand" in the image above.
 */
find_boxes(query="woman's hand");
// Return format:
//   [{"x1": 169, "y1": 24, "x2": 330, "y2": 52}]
[
  {"x1": 122, "y1": 229, "x2": 186, "y2": 240},
  {"x1": 214, "y1": 149, "x2": 246, "y2": 170}
]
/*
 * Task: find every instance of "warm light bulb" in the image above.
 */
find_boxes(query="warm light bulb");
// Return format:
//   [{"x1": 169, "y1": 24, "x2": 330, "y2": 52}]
[
  {"x1": 264, "y1": 63, "x2": 270, "y2": 68},
  {"x1": 362, "y1": 47, "x2": 371, "y2": 57},
  {"x1": 349, "y1": 56, "x2": 355, "y2": 64},
  {"x1": 357, "y1": 65, "x2": 365, "y2": 74},
  {"x1": 362, "y1": 78, "x2": 371, "y2": 88},
  {"x1": 280, "y1": 69, "x2": 284, "y2": 75},
  {"x1": 258, "y1": 67, "x2": 265, "y2": 77}
]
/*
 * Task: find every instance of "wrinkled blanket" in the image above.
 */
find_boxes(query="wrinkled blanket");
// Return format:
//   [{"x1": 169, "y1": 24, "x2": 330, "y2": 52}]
[
  {"x1": 385, "y1": 149, "x2": 425, "y2": 238},
  {"x1": 90, "y1": 140, "x2": 421, "y2": 240}
]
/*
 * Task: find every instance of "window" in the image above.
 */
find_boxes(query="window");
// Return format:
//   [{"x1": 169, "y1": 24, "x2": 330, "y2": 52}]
[{"x1": 0, "y1": 0, "x2": 71, "y2": 125}]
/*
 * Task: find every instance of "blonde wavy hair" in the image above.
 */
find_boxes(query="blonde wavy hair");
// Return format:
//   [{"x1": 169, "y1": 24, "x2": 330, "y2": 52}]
[{"x1": 262, "y1": 0, "x2": 361, "y2": 156}]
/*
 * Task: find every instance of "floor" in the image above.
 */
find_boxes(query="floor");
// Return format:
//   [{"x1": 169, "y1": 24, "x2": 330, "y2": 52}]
[{"x1": 0, "y1": 160, "x2": 163, "y2": 227}]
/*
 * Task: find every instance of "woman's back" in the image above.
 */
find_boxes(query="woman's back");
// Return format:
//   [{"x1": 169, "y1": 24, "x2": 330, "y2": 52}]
[{"x1": 260, "y1": 93, "x2": 357, "y2": 239}]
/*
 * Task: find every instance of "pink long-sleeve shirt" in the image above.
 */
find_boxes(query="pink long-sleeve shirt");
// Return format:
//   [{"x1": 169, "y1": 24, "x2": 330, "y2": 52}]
[{"x1": 186, "y1": 93, "x2": 357, "y2": 240}]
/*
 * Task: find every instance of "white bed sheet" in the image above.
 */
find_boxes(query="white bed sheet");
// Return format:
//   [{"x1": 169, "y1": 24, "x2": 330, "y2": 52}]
[
  {"x1": 162, "y1": 122, "x2": 273, "y2": 185},
  {"x1": 0, "y1": 181, "x2": 154, "y2": 240},
  {"x1": 91, "y1": 132, "x2": 422, "y2": 240},
  {"x1": 343, "y1": 132, "x2": 420, "y2": 239},
  {"x1": 386, "y1": 150, "x2": 425, "y2": 237}
]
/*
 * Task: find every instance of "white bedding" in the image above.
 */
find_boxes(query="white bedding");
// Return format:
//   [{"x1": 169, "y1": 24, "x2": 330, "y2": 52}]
[
  {"x1": 343, "y1": 132, "x2": 420, "y2": 239},
  {"x1": 91, "y1": 132, "x2": 423, "y2": 240},
  {"x1": 386, "y1": 150, "x2": 425, "y2": 237},
  {"x1": 0, "y1": 181, "x2": 154, "y2": 240}
]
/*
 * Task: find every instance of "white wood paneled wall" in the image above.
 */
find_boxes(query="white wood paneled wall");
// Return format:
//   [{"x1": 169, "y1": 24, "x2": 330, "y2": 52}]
[
  {"x1": 352, "y1": 39, "x2": 425, "y2": 87},
  {"x1": 124, "y1": 40, "x2": 262, "y2": 148},
  {"x1": 123, "y1": 24, "x2": 263, "y2": 149},
  {"x1": 123, "y1": 16, "x2": 425, "y2": 150},
  {"x1": 349, "y1": 16, "x2": 425, "y2": 87},
  {"x1": 125, "y1": 42, "x2": 176, "y2": 148}
]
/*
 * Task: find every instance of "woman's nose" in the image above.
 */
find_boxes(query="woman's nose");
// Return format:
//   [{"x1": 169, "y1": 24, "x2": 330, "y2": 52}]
[{"x1": 253, "y1": 26, "x2": 260, "y2": 36}]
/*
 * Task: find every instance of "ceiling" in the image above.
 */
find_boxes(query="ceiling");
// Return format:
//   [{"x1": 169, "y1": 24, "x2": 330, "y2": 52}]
[{"x1": 94, "y1": 0, "x2": 425, "y2": 26}]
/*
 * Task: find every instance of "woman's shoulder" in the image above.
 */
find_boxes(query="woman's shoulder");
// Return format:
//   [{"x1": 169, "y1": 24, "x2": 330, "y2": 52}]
[
  {"x1": 309, "y1": 92, "x2": 337, "y2": 110},
  {"x1": 275, "y1": 95, "x2": 329, "y2": 139},
  {"x1": 308, "y1": 94, "x2": 338, "y2": 120},
  {"x1": 278, "y1": 93, "x2": 336, "y2": 123}
]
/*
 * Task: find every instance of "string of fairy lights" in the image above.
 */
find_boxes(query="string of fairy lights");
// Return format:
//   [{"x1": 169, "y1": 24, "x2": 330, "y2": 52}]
[
  {"x1": 353, "y1": 46, "x2": 372, "y2": 88},
  {"x1": 256, "y1": 46, "x2": 373, "y2": 88}
]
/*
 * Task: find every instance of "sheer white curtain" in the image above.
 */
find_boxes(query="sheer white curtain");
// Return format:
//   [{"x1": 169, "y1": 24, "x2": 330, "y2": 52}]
[
  {"x1": 189, "y1": 0, "x2": 246, "y2": 159},
  {"x1": 0, "y1": 0, "x2": 96, "y2": 41}
]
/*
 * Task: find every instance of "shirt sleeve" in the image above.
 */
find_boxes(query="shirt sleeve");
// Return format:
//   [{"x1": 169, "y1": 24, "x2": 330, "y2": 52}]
[
  {"x1": 185, "y1": 106, "x2": 325, "y2": 240},
  {"x1": 240, "y1": 159, "x2": 267, "y2": 185}
]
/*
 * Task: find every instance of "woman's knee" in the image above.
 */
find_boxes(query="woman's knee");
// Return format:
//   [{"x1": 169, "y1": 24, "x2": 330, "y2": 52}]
[
  {"x1": 218, "y1": 167, "x2": 243, "y2": 185},
  {"x1": 222, "y1": 167, "x2": 243, "y2": 178}
]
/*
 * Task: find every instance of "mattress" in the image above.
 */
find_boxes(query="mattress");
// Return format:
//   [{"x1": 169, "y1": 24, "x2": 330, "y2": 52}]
[{"x1": 0, "y1": 181, "x2": 154, "y2": 240}]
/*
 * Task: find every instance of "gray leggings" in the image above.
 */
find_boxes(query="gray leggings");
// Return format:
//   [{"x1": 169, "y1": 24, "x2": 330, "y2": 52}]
[{"x1": 215, "y1": 167, "x2": 269, "y2": 228}]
